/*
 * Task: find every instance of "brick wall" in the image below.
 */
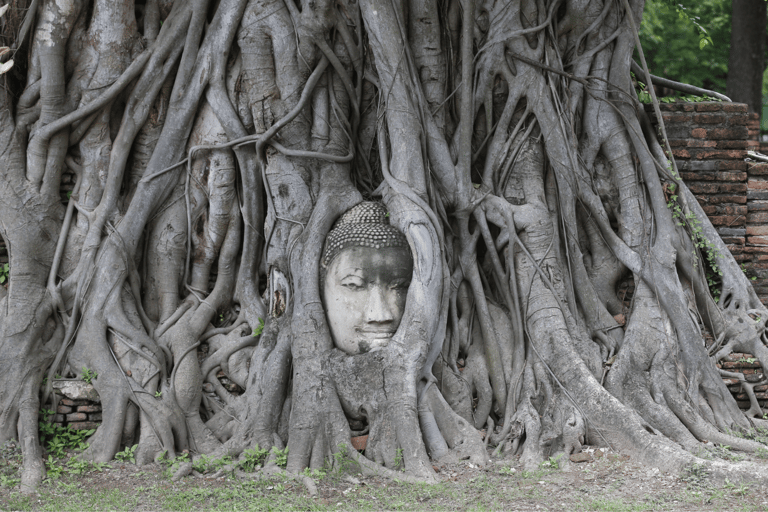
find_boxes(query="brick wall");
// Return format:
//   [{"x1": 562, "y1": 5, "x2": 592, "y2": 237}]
[{"x1": 645, "y1": 102, "x2": 751, "y2": 270}]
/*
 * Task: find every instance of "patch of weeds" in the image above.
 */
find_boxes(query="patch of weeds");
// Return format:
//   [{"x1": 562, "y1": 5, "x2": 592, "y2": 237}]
[
  {"x1": 188, "y1": 453, "x2": 231, "y2": 476},
  {"x1": 722, "y1": 478, "x2": 750, "y2": 497},
  {"x1": 518, "y1": 468, "x2": 552, "y2": 480},
  {"x1": 270, "y1": 446, "x2": 288, "y2": 468},
  {"x1": 540, "y1": 453, "x2": 563, "y2": 470},
  {"x1": 300, "y1": 466, "x2": 327, "y2": 479},
  {"x1": 710, "y1": 444, "x2": 745, "y2": 462},
  {"x1": 680, "y1": 461, "x2": 710, "y2": 489},
  {"x1": 239, "y1": 444, "x2": 268, "y2": 472},
  {"x1": 393, "y1": 447, "x2": 404, "y2": 469},
  {"x1": 115, "y1": 444, "x2": 138, "y2": 464},
  {"x1": 81, "y1": 366, "x2": 97, "y2": 384},
  {"x1": 0, "y1": 440, "x2": 22, "y2": 488},
  {"x1": 38, "y1": 419, "x2": 95, "y2": 458},
  {"x1": 579, "y1": 496, "x2": 650, "y2": 511}
]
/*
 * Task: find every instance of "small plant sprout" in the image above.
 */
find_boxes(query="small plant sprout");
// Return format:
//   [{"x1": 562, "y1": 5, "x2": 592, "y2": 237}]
[
  {"x1": 81, "y1": 367, "x2": 97, "y2": 384},
  {"x1": 115, "y1": 445, "x2": 138, "y2": 464},
  {"x1": 252, "y1": 317, "x2": 265, "y2": 337}
]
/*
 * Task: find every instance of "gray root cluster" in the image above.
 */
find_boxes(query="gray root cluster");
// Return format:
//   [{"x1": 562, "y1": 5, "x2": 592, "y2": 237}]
[{"x1": 1, "y1": 0, "x2": 768, "y2": 493}]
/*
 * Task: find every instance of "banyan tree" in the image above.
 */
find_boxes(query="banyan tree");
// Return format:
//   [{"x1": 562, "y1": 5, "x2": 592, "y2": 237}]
[{"x1": 2, "y1": 0, "x2": 768, "y2": 492}]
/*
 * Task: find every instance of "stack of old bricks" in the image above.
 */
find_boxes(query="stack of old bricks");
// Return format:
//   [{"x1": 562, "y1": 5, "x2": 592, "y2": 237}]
[
  {"x1": 53, "y1": 399, "x2": 102, "y2": 431},
  {"x1": 50, "y1": 380, "x2": 102, "y2": 430}
]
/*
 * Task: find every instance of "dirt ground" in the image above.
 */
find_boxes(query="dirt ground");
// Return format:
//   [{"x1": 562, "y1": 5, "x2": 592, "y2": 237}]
[{"x1": 2, "y1": 442, "x2": 768, "y2": 511}]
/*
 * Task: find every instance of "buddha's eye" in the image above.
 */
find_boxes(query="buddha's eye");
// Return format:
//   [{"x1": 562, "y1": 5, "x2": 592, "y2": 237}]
[
  {"x1": 340, "y1": 276, "x2": 365, "y2": 290},
  {"x1": 389, "y1": 278, "x2": 411, "y2": 290}
]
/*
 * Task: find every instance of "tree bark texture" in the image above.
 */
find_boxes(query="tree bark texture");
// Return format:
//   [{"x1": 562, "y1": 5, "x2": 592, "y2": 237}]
[{"x1": 726, "y1": 0, "x2": 767, "y2": 113}]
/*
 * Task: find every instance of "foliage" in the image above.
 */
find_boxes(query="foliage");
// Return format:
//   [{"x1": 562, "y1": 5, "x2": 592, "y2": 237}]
[
  {"x1": 239, "y1": 445, "x2": 268, "y2": 471},
  {"x1": 81, "y1": 367, "x2": 97, "y2": 384},
  {"x1": 639, "y1": 0, "x2": 731, "y2": 92},
  {"x1": 540, "y1": 454, "x2": 563, "y2": 470},
  {"x1": 115, "y1": 445, "x2": 138, "y2": 464},
  {"x1": 251, "y1": 317, "x2": 265, "y2": 337},
  {"x1": 0, "y1": 263, "x2": 8, "y2": 284},
  {"x1": 38, "y1": 415, "x2": 95, "y2": 459},
  {"x1": 664, "y1": 183, "x2": 724, "y2": 301},
  {"x1": 270, "y1": 447, "x2": 289, "y2": 469}
]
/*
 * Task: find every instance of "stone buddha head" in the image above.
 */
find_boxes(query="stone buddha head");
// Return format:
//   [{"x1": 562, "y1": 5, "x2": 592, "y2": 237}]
[{"x1": 321, "y1": 202, "x2": 413, "y2": 355}]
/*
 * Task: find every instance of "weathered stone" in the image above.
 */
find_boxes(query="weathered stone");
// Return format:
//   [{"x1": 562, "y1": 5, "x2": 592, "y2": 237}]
[
  {"x1": 52, "y1": 380, "x2": 101, "y2": 403},
  {"x1": 569, "y1": 452, "x2": 593, "y2": 463},
  {"x1": 56, "y1": 405, "x2": 73, "y2": 414},
  {"x1": 68, "y1": 421, "x2": 100, "y2": 431},
  {"x1": 350, "y1": 435, "x2": 368, "y2": 451},
  {"x1": 77, "y1": 404, "x2": 101, "y2": 413},
  {"x1": 67, "y1": 412, "x2": 88, "y2": 422}
]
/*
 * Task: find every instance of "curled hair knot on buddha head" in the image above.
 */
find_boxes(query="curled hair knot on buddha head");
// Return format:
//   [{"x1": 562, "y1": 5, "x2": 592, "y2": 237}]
[{"x1": 321, "y1": 202, "x2": 411, "y2": 269}]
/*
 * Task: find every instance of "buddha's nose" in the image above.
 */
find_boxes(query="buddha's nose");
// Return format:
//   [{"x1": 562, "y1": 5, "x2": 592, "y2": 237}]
[{"x1": 366, "y1": 285, "x2": 395, "y2": 324}]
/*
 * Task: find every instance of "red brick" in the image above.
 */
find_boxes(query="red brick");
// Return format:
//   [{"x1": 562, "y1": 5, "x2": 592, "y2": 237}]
[
  {"x1": 695, "y1": 103, "x2": 725, "y2": 112},
  {"x1": 76, "y1": 405, "x2": 101, "y2": 413},
  {"x1": 728, "y1": 116, "x2": 749, "y2": 125},
  {"x1": 719, "y1": 160, "x2": 748, "y2": 171},
  {"x1": 748, "y1": 236, "x2": 768, "y2": 245},
  {"x1": 709, "y1": 215, "x2": 745, "y2": 226},
  {"x1": 748, "y1": 212, "x2": 768, "y2": 223},
  {"x1": 692, "y1": 149, "x2": 745, "y2": 160},
  {"x1": 693, "y1": 113, "x2": 728, "y2": 125},
  {"x1": 691, "y1": 128, "x2": 707, "y2": 139},
  {"x1": 747, "y1": 226, "x2": 768, "y2": 236},
  {"x1": 672, "y1": 148, "x2": 691, "y2": 158},
  {"x1": 749, "y1": 180, "x2": 768, "y2": 190},
  {"x1": 56, "y1": 405, "x2": 72, "y2": 414},
  {"x1": 716, "y1": 140, "x2": 748, "y2": 149},
  {"x1": 719, "y1": 183, "x2": 747, "y2": 193},
  {"x1": 668, "y1": 139, "x2": 688, "y2": 147},
  {"x1": 663, "y1": 114, "x2": 691, "y2": 124},
  {"x1": 749, "y1": 163, "x2": 768, "y2": 175},
  {"x1": 687, "y1": 183, "x2": 718, "y2": 194},
  {"x1": 723, "y1": 103, "x2": 749, "y2": 113},
  {"x1": 707, "y1": 127, "x2": 749, "y2": 140},
  {"x1": 66, "y1": 413, "x2": 87, "y2": 422},
  {"x1": 689, "y1": 140, "x2": 717, "y2": 148},
  {"x1": 705, "y1": 195, "x2": 747, "y2": 204}
]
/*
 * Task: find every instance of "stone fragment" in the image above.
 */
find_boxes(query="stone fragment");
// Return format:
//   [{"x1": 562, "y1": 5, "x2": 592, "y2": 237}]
[
  {"x1": 569, "y1": 452, "x2": 593, "y2": 463},
  {"x1": 52, "y1": 380, "x2": 101, "y2": 402},
  {"x1": 68, "y1": 421, "x2": 99, "y2": 430}
]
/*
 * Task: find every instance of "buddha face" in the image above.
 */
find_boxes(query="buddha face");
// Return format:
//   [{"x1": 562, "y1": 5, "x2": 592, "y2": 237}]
[{"x1": 323, "y1": 245, "x2": 413, "y2": 354}]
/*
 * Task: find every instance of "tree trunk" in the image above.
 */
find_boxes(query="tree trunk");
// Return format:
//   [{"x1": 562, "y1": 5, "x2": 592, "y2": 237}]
[{"x1": 726, "y1": 0, "x2": 767, "y2": 113}]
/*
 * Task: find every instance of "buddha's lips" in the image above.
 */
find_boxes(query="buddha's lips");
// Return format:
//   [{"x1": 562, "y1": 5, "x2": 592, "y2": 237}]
[{"x1": 357, "y1": 330, "x2": 395, "y2": 339}]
